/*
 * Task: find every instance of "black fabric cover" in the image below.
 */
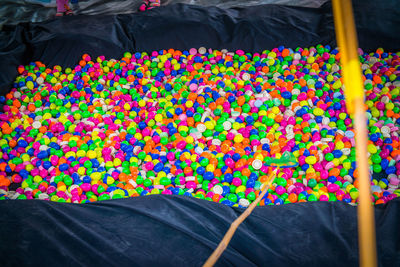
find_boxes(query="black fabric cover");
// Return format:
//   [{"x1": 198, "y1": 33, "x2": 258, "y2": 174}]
[
  {"x1": 1, "y1": 1, "x2": 400, "y2": 266},
  {"x1": 1, "y1": 196, "x2": 400, "y2": 266}
]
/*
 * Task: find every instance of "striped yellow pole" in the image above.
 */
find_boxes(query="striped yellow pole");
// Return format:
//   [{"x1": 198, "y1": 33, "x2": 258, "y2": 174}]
[{"x1": 332, "y1": 1, "x2": 377, "y2": 267}]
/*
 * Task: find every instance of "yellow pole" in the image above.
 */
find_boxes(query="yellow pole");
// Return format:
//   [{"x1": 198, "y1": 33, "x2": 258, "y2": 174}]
[{"x1": 332, "y1": 1, "x2": 377, "y2": 267}]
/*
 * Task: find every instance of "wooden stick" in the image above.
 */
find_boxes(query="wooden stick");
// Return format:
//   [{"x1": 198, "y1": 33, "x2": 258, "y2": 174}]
[
  {"x1": 203, "y1": 169, "x2": 278, "y2": 267},
  {"x1": 332, "y1": 1, "x2": 377, "y2": 266}
]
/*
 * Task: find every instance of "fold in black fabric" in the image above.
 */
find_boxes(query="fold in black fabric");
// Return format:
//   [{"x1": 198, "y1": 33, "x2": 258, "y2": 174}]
[
  {"x1": 1, "y1": 196, "x2": 399, "y2": 266},
  {"x1": 1, "y1": 0, "x2": 400, "y2": 95}
]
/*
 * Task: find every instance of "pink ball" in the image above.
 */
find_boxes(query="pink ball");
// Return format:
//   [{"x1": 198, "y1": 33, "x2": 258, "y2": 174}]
[
  {"x1": 319, "y1": 195, "x2": 329, "y2": 201},
  {"x1": 232, "y1": 178, "x2": 242, "y2": 186},
  {"x1": 81, "y1": 183, "x2": 91, "y2": 192},
  {"x1": 186, "y1": 181, "x2": 197, "y2": 190},
  {"x1": 327, "y1": 183, "x2": 339, "y2": 193}
]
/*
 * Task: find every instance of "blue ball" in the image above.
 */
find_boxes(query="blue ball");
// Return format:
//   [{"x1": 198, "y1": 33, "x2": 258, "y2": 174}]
[
  {"x1": 203, "y1": 172, "x2": 214, "y2": 180},
  {"x1": 37, "y1": 151, "x2": 48, "y2": 159},
  {"x1": 43, "y1": 161, "x2": 52, "y2": 170},
  {"x1": 59, "y1": 163, "x2": 69, "y2": 172},
  {"x1": 232, "y1": 153, "x2": 241, "y2": 162},
  {"x1": 224, "y1": 173, "x2": 233, "y2": 183}
]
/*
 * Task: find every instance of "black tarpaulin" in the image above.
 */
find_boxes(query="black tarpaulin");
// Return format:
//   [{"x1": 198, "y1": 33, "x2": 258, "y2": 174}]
[
  {"x1": 1, "y1": 196, "x2": 400, "y2": 266},
  {"x1": 1, "y1": 0, "x2": 400, "y2": 266}
]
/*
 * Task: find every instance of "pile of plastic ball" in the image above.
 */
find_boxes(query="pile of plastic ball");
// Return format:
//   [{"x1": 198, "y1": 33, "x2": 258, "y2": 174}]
[{"x1": 0, "y1": 45, "x2": 399, "y2": 207}]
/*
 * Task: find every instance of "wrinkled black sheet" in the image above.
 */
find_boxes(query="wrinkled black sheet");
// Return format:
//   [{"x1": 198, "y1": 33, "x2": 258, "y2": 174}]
[
  {"x1": 0, "y1": 196, "x2": 399, "y2": 266},
  {"x1": 1, "y1": 1, "x2": 400, "y2": 266},
  {"x1": 0, "y1": 0, "x2": 329, "y2": 28},
  {"x1": 1, "y1": 0, "x2": 400, "y2": 95}
]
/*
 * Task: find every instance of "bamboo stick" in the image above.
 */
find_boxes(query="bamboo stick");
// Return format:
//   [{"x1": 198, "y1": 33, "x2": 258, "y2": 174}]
[
  {"x1": 332, "y1": 1, "x2": 377, "y2": 266},
  {"x1": 203, "y1": 169, "x2": 278, "y2": 267}
]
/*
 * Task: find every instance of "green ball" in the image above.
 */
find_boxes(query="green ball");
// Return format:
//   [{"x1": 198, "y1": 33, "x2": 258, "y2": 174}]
[
  {"x1": 298, "y1": 193, "x2": 307, "y2": 201},
  {"x1": 17, "y1": 194, "x2": 27, "y2": 200},
  {"x1": 117, "y1": 112, "x2": 125, "y2": 120},
  {"x1": 64, "y1": 176, "x2": 73, "y2": 186},
  {"x1": 237, "y1": 192, "x2": 246, "y2": 199},
  {"x1": 68, "y1": 140, "x2": 77, "y2": 147},
  {"x1": 112, "y1": 194, "x2": 123, "y2": 199},
  {"x1": 325, "y1": 153, "x2": 334, "y2": 161},
  {"x1": 276, "y1": 177, "x2": 287, "y2": 187},
  {"x1": 308, "y1": 194, "x2": 318, "y2": 201},
  {"x1": 12, "y1": 157, "x2": 23, "y2": 165},
  {"x1": 247, "y1": 191, "x2": 256, "y2": 201},
  {"x1": 136, "y1": 187, "x2": 144, "y2": 194},
  {"x1": 54, "y1": 176, "x2": 63, "y2": 184},
  {"x1": 200, "y1": 158, "x2": 209, "y2": 167},
  {"x1": 242, "y1": 103, "x2": 251, "y2": 113},
  {"x1": 328, "y1": 193, "x2": 337, "y2": 201},
  {"x1": 371, "y1": 154, "x2": 382, "y2": 164},
  {"x1": 229, "y1": 185, "x2": 237, "y2": 193},
  {"x1": 339, "y1": 168, "x2": 348, "y2": 177},
  {"x1": 99, "y1": 194, "x2": 110, "y2": 201},
  {"x1": 227, "y1": 193, "x2": 238, "y2": 203},
  {"x1": 160, "y1": 137, "x2": 168, "y2": 145},
  {"x1": 143, "y1": 178, "x2": 153, "y2": 187},
  {"x1": 160, "y1": 177, "x2": 171, "y2": 186},
  {"x1": 84, "y1": 161, "x2": 92, "y2": 168},
  {"x1": 308, "y1": 179, "x2": 317, "y2": 188},
  {"x1": 373, "y1": 164, "x2": 382, "y2": 173},
  {"x1": 138, "y1": 151, "x2": 146, "y2": 160},
  {"x1": 97, "y1": 185, "x2": 106, "y2": 194}
]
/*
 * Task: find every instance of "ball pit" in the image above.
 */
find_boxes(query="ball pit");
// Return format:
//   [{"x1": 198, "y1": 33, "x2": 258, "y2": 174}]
[{"x1": 0, "y1": 45, "x2": 400, "y2": 207}]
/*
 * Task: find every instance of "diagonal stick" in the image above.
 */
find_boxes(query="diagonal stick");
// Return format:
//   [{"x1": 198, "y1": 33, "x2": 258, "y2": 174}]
[{"x1": 203, "y1": 168, "x2": 278, "y2": 267}]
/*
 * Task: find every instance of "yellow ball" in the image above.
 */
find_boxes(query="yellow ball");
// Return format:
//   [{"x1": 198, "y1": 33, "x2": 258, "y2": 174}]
[
  {"x1": 33, "y1": 176, "x2": 42, "y2": 184},
  {"x1": 91, "y1": 172, "x2": 102, "y2": 181},
  {"x1": 255, "y1": 154, "x2": 264, "y2": 161},
  {"x1": 124, "y1": 103, "x2": 131, "y2": 110},
  {"x1": 76, "y1": 150, "x2": 86, "y2": 158},
  {"x1": 232, "y1": 122, "x2": 241, "y2": 130},
  {"x1": 43, "y1": 113, "x2": 51, "y2": 120},
  {"x1": 155, "y1": 114, "x2": 163, "y2": 122},
  {"x1": 65, "y1": 151, "x2": 76, "y2": 158},
  {"x1": 58, "y1": 184, "x2": 67, "y2": 192},
  {"x1": 190, "y1": 154, "x2": 198, "y2": 162},
  {"x1": 367, "y1": 144, "x2": 377, "y2": 154},
  {"x1": 139, "y1": 100, "x2": 146, "y2": 107},
  {"x1": 206, "y1": 165, "x2": 215, "y2": 172},
  {"x1": 271, "y1": 106, "x2": 280, "y2": 115},
  {"x1": 332, "y1": 158, "x2": 340, "y2": 166},
  {"x1": 157, "y1": 171, "x2": 167, "y2": 178},
  {"x1": 134, "y1": 133, "x2": 143, "y2": 140},
  {"x1": 305, "y1": 156, "x2": 317, "y2": 165},
  {"x1": 186, "y1": 136, "x2": 194, "y2": 144},
  {"x1": 234, "y1": 134, "x2": 244, "y2": 143},
  {"x1": 26, "y1": 164, "x2": 34, "y2": 171},
  {"x1": 87, "y1": 151, "x2": 97, "y2": 159},
  {"x1": 21, "y1": 154, "x2": 30, "y2": 162},
  {"x1": 205, "y1": 121, "x2": 214, "y2": 130},
  {"x1": 335, "y1": 141, "x2": 344, "y2": 150},
  {"x1": 78, "y1": 167, "x2": 86, "y2": 176},
  {"x1": 235, "y1": 185, "x2": 246, "y2": 194},
  {"x1": 113, "y1": 158, "x2": 122, "y2": 166}
]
